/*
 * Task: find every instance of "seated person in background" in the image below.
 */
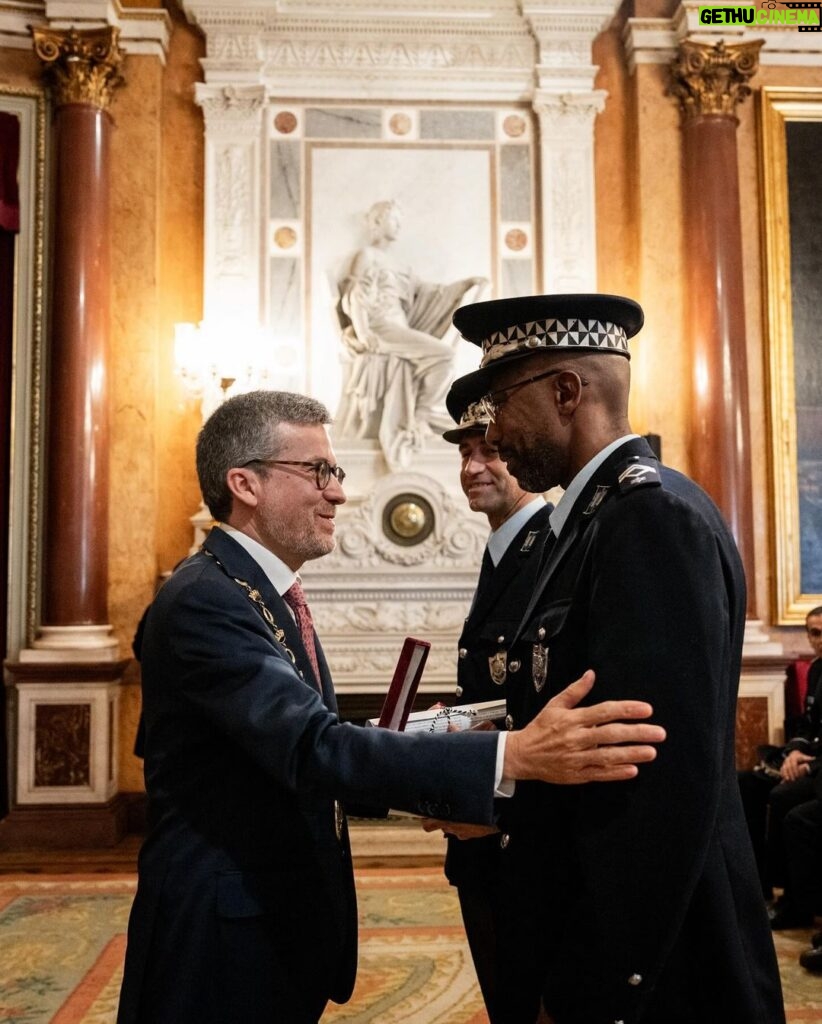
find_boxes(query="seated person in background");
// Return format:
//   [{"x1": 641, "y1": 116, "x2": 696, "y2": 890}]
[
  {"x1": 423, "y1": 398, "x2": 553, "y2": 1022},
  {"x1": 778, "y1": 782, "x2": 822, "y2": 966},
  {"x1": 738, "y1": 605, "x2": 822, "y2": 918}
]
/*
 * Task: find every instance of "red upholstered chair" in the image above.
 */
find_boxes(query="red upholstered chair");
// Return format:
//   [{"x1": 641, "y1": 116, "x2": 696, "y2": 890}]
[{"x1": 785, "y1": 658, "x2": 813, "y2": 740}]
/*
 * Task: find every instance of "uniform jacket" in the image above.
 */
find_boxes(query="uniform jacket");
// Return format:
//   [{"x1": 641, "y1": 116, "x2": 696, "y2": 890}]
[
  {"x1": 785, "y1": 657, "x2": 822, "y2": 755},
  {"x1": 117, "y1": 527, "x2": 499, "y2": 1024},
  {"x1": 495, "y1": 437, "x2": 785, "y2": 1024},
  {"x1": 444, "y1": 501, "x2": 553, "y2": 889}
]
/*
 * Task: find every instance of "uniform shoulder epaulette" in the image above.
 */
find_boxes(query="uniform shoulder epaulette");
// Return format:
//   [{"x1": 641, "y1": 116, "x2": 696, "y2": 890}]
[{"x1": 616, "y1": 455, "x2": 662, "y2": 494}]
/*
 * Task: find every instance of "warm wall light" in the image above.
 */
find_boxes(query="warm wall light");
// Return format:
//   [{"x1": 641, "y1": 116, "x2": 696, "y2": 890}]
[
  {"x1": 173, "y1": 317, "x2": 275, "y2": 551},
  {"x1": 174, "y1": 318, "x2": 274, "y2": 421}
]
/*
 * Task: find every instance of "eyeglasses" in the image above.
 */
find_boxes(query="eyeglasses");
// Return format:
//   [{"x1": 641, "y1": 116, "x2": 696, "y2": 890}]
[
  {"x1": 479, "y1": 368, "x2": 586, "y2": 422},
  {"x1": 808, "y1": 627, "x2": 822, "y2": 639},
  {"x1": 242, "y1": 458, "x2": 346, "y2": 490}
]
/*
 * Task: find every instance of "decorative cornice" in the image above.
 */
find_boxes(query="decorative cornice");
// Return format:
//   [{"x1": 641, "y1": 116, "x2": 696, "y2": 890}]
[
  {"x1": 31, "y1": 25, "x2": 125, "y2": 109},
  {"x1": 0, "y1": 2, "x2": 170, "y2": 59},
  {"x1": 624, "y1": 4, "x2": 822, "y2": 71},
  {"x1": 670, "y1": 38, "x2": 762, "y2": 119}
]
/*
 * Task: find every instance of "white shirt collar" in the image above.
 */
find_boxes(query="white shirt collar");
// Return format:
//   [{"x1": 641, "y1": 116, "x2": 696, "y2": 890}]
[
  {"x1": 219, "y1": 524, "x2": 298, "y2": 596},
  {"x1": 487, "y1": 495, "x2": 546, "y2": 566},
  {"x1": 549, "y1": 435, "x2": 639, "y2": 539}
]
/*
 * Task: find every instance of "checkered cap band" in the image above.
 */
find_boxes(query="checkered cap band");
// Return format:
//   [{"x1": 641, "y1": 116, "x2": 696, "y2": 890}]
[{"x1": 480, "y1": 317, "x2": 628, "y2": 366}]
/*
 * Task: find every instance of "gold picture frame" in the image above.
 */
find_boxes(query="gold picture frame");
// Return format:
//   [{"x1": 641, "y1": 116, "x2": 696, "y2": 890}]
[{"x1": 760, "y1": 87, "x2": 822, "y2": 623}]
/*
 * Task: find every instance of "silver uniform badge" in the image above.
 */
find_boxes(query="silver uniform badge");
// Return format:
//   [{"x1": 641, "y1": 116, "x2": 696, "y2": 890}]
[
  {"x1": 583, "y1": 484, "x2": 610, "y2": 516},
  {"x1": 489, "y1": 651, "x2": 507, "y2": 686},
  {"x1": 532, "y1": 644, "x2": 549, "y2": 692}
]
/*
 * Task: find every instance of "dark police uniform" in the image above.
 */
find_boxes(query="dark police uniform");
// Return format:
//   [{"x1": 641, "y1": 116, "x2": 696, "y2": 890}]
[
  {"x1": 444, "y1": 500, "x2": 553, "y2": 1019},
  {"x1": 446, "y1": 292, "x2": 784, "y2": 1024},
  {"x1": 490, "y1": 438, "x2": 784, "y2": 1024}
]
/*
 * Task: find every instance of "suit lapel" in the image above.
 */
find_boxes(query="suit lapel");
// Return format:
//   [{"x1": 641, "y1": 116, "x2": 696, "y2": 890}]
[
  {"x1": 510, "y1": 438, "x2": 656, "y2": 646},
  {"x1": 202, "y1": 529, "x2": 329, "y2": 703}
]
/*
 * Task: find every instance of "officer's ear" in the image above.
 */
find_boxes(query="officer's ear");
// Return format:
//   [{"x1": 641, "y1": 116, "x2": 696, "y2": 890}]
[{"x1": 554, "y1": 369, "x2": 586, "y2": 414}]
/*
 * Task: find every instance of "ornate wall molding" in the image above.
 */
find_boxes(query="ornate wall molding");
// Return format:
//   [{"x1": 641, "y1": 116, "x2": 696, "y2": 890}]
[
  {"x1": 178, "y1": 0, "x2": 621, "y2": 689},
  {"x1": 0, "y1": 1, "x2": 170, "y2": 60},
  {"x1": 195, "y1": 83, "x2": 265, "y2": 320},
  {"x1": 185, "y1": 1, "x2": 536, "y2": 100},
  {"x1": 522, "y1": 2, "x2": 617, "y2": 291},
  {"x1": 623, "y1": 2, "x2": 822, "y2": 72},
  {"x1": 32, "y1": 25, "x2": 124, "y2": 110},
  {"x1": 533, "y1": 89, "x2": 607, "y2": 292}
]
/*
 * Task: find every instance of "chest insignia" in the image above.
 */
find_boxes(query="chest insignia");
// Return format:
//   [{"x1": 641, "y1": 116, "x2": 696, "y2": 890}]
[
  {"x1": 532, "y1": 644, "x2": 549, "y2": 692},
  {"x1": 583, "y1": 484, "x2": 611, "y2": 516},
  {"x1": 489, "y1": 651, "x2": 508, "y2": 686},
  {"x1": 520, "y1": 530, "x2": 539, "y2": 553}
]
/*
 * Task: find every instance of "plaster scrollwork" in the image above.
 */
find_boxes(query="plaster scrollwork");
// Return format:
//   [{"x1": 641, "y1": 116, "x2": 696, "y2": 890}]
[
  {"x1": 533, "y1": 92, "x2": 605, "y2": 291},
  {"x1": 262, "y1": 35, "x2": 533, "y2": 75},
  {"x1": 196, "y1": 84, "x2": 266, "y2": 129},
  {"x1": 213, "y1": 144, "x2": 254, "y2": 280},
  {"x1": 207, "y1": 31, "x2": 262, "y2": 64},
  {"x1": 533, "y1": 91, "x2": 607, "y2": 132},
  {"x1": 319, "y1": 482, "x2": 487, "y2": 572},
  {"x1": 328, "y1": 643, "x2": 456, "y2": 682},
  {"x1": 316, "y1": 600, "x2": 467, "y2": 635}
]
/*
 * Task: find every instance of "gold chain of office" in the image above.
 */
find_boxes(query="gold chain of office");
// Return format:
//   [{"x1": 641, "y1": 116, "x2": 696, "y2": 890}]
[{"x1": 203, "y1": 549, "x2": 298, "y2": 669}]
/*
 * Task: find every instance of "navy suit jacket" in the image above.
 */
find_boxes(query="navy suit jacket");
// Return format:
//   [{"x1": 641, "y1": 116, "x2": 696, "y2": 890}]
[{"x1": 118, "y1": 528, "x2": 500, "y2": 1024}]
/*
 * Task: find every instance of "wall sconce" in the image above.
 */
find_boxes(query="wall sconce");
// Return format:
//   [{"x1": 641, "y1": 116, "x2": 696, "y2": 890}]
[
  {"x1": 174, "y1": 318, "x2": 273, "y2": 423},
  {"x1": 173, "y1": 317, "x2": 274, "y2": 551}
]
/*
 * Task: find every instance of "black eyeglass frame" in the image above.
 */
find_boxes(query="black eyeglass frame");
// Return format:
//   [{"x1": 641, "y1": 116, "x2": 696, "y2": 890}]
[
  {"x1": 480, "y1": 367, "x2": 588, "y2": 423},
  {"x1": 807, "y1": 626, "x2": 822, "y2": 639},
  {"x1": 241, "y1": 458, "x2": 346, "y2": 490}
]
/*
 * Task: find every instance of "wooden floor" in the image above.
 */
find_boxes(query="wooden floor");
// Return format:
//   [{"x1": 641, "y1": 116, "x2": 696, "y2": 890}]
[
  {"x1": 0, "y1": 818, "x2": 447, "y2": 873},
  {"x1": 0, "y1": 833, "x2": 143, "y2": 874}
]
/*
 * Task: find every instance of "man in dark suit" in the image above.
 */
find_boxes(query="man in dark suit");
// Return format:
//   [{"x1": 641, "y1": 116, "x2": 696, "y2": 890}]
[
  {"x1": 117, "y1": 388, "x2": 666, "y2": 1024},
  {"x1": 425, "y1": 398, "x2": 553, "y2": 1020},
  {"x1": 447, "y1": 294, "x2": 785, "y2": 1024}
]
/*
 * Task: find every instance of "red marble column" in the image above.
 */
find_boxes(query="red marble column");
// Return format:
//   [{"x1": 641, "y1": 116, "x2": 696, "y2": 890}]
[
  {"x1": 32, "y1": 27, "x2": 123, "y2": 630},
  {"x1": 671, "y1": 40, "x2": 762, "y2": 617}
]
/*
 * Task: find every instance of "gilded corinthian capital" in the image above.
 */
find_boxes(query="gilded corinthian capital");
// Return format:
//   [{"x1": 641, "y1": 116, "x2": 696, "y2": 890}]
[
  {"x1": 670, "y1": 39, "x2": 763, "y2": 120},
  {"x1": 32, "y1": 26, "x2": 124, "y2": 110}
]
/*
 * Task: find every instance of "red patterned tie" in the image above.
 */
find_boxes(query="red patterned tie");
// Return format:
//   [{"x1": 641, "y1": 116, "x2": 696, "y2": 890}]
[{"x1": 283, "y1": 580, "x2": 322, "y2": 690}]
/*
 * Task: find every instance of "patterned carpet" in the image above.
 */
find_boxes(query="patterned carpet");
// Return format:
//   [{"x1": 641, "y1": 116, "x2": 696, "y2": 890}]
[{"x1": 0, "y1": 868, "x2": 818, "y2": 1023}]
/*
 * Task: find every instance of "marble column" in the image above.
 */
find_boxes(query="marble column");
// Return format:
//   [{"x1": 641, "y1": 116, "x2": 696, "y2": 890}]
[
  {"x1": 670, "y1": 39, "x2": 761, "y2": 617},
  {"x1": 0, "y1": 27, "x2": 128, "y2": 850},
  {"x1": 27, "y1": 26, "x2": 124, "y2": 659}
]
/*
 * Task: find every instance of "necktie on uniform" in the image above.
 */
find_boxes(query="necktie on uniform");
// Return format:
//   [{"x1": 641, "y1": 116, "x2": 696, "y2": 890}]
[
  {"x1": 467, "y1": 547, "x2": 495, "y2": 617},
  {"x1": 477, "y1": 546, "x2": 495, "y2": 591},
  {"x1": 283, "y1": 580, "x2": 322, "y2": 690}
]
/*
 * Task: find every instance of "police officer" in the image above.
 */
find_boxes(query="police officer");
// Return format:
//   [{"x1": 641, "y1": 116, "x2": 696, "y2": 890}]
[
  {"x1": 425, "y1": 398, "x2": 553, "y2": 1021},
  {"x1": 446, "y1": 293, "x2": 784, "y2": 1024}
]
